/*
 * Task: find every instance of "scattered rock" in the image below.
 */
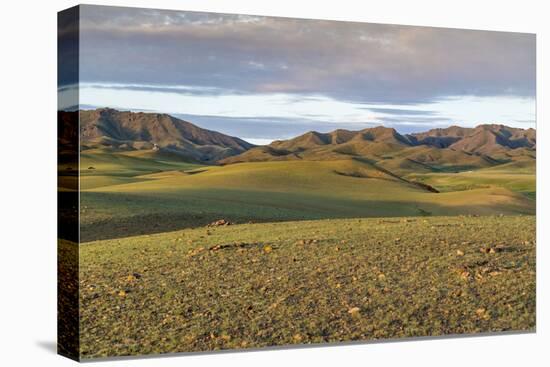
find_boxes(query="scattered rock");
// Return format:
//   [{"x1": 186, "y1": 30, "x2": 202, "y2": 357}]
[
  {"x1": 475, "y1": 308, "x2": 490, "y2": 320},
  {"x1": 207, "y1": 219, "x2": 233, "y2": 227},
  {"x1": 209, "y1": 242, "x2": 259, "y2": 252},
  {"x1": 125, "y1": 275, "x2": 137, "y2": 282},
  {"x1": 459, "y1": 270, "x2": 470, "y2": 281},
  {"x1": 456, "y1": 250, "x2": 465, "y2": 256},
  {"x1": 296, "y1": 239, "x2": 318, "y2": 245},
  {"x1": 187, "y1": 247, "x2": 205, "y2": 256},
  {"x1": 348, "y1": 307, "x2": 361, "y2": 316}
]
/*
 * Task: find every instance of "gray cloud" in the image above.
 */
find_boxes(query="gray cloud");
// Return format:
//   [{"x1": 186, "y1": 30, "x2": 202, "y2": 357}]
[
  {"x1": 365, "y1": 108, "x2": 439, "y2": 116},
  {"x1": 80, "y1": 83, "x2": 243, "y2": 96},
  {"x1": 77, "y1": 5, "x2": 535, "y2": 105}
]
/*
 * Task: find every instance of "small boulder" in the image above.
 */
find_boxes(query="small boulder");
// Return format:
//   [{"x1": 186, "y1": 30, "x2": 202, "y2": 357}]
[{"x1": 207, "y1": 219, "x2": 233, "y2": 227}]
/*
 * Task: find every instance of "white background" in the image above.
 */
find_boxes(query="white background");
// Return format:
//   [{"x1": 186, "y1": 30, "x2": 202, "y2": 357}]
[{"x1": 0, "y1": 0, "x2": 548, "y2": 365}]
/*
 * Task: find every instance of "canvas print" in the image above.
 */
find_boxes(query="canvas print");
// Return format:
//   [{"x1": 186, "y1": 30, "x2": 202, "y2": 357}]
[{"x1": 57, "y1": 5, "x2": 536, "y2": 360}]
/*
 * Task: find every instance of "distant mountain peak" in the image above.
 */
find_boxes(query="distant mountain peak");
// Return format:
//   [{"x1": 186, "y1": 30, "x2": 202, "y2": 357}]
[
  {"x1": 406, "y1": 124, "x2": 535, "y2": 154},
  {"x1": 78, "y1": 108, "x2": 254, "y2": 163},
  {"x1": 356, "y1": 126, "x2": 409, "y2": 144}
]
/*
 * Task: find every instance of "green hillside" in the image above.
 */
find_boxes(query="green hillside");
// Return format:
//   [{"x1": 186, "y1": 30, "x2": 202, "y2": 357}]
[
  {"x1": 79, "y1": 151, "x2": 535, "y2": 241},
  {"x1": 79, "y1": 148, "x2": 203, "y2": 189},
  {"x1": 406, "y1": 158, "x2": 535, "y2": 199}
]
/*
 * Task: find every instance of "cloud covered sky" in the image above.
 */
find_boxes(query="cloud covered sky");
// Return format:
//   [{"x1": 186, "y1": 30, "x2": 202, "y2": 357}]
[{"x1": 60, "y1": 5, "x2": 536, "y2": 143}]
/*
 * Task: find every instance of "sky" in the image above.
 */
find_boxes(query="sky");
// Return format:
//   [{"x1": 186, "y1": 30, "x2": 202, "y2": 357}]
[{"x1": 59, "y1": 5, "x2": 536, "y2": 144}]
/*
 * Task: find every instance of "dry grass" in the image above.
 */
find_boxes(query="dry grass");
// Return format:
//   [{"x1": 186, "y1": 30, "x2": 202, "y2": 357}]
[{"x1": 78, "y1": 215, "x2": 535, "y2": 358}]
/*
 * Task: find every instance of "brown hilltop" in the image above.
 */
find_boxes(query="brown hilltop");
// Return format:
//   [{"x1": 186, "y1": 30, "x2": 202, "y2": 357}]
[
  {"x1": 410, "y1": 124, "x2": 536, "y2": 157},
  {"x1": 78, "y1": 108, "x2": 254, "y2": 163},
  {"x1": 408, "y1": 126, "x2": 471, "y2": 148},
  {"x1": 270, "y1": 126, "x2": 411, "y2": 151},
  {"x1": 221, "y1": 123, "x2": 535, "y2": 171}
]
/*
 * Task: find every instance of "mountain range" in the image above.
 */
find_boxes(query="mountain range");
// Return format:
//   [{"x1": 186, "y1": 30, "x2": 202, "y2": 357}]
[
  {"x1": 220, "y1": 122, "x2": 535, "y2": 173},
  {"x1": 74, "y1": 108, "x2": 535, "y2": 171}
]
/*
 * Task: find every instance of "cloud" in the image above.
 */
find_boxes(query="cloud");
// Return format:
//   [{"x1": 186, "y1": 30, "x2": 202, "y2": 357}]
[
  {"x1": 365, "y1": 107, "x2": 439, "y2": 116},
  {"x1": 77, "y1": 5, "x2": 535, "y2": 105},
  {"x1": 77, "y1": 82, "x2": 240, "y2": 96}
]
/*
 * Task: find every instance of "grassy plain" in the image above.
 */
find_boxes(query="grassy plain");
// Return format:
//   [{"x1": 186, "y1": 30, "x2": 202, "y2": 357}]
[{"x1": 78, "y1": 215, "x2": 535, "y2": 358}]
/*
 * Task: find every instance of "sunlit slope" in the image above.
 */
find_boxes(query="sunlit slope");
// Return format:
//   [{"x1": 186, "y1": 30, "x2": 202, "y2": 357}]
[
  {"x1": 79, "y1": 149, "x2": 203, "y2": 189},
  {"x1": 80, "y1": 159, "x2": 535, "y2": 241},
  {"x1": 89, "y1": 159, "x2": 533, "y2": 211},
  {"x1": 91, "y1": 159, "x2": 413, "y2": 195},
  {"x1": 78, "y1": 216, "x2": 536, "y2": 357},
  {"x1": 375, "y1": 145, "x2": 497, "y2": 175},
  {"x1": 407, "y1": 157, "x2": 535, "y2": 199}
]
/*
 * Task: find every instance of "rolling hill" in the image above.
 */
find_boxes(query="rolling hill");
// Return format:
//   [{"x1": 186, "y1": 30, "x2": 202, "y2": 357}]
[
  {"x1": 79, "y1": 157, "x2": 534, "y2": 241},
  {"x1": 78, "y1": 108, "x2": 254, "y2": 163}
]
